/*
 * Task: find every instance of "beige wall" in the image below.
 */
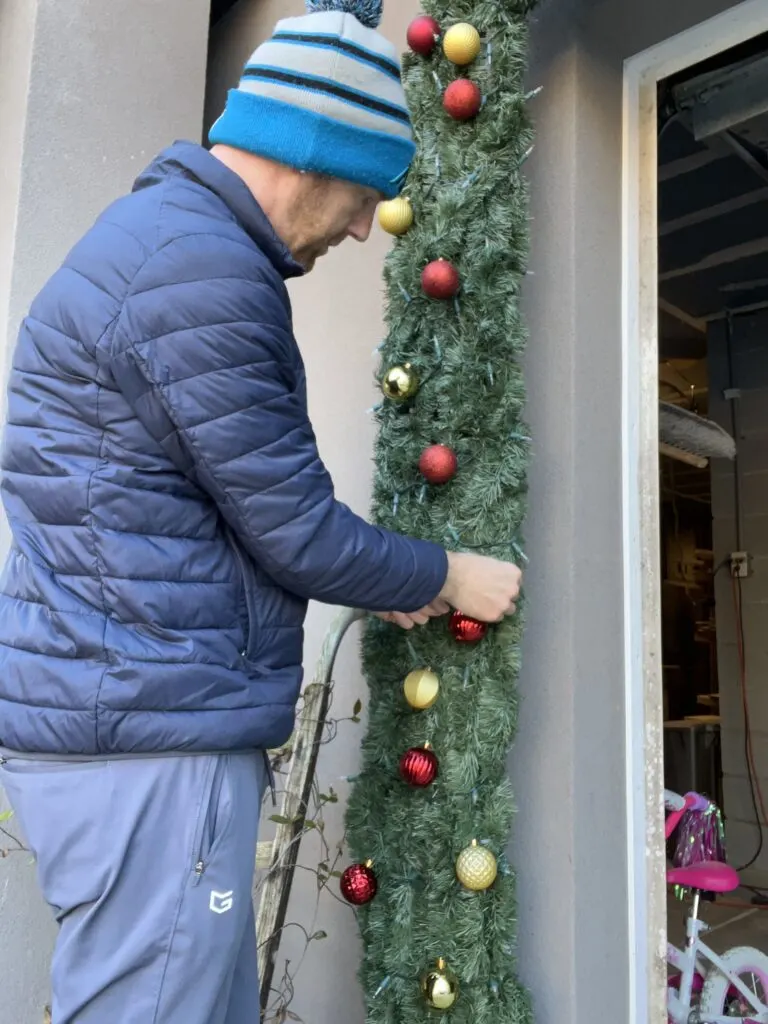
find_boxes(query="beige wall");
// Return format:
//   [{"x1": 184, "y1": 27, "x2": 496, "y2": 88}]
[{"x1": 0, "y1": 0, "x2": 37, "y2": 555}]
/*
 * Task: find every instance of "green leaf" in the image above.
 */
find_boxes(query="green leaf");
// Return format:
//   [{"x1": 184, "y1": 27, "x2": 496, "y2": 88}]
[
  {"x1": 311, "y1": 930, "x2": 327, "y2": 941},
  {"x1": 353, "y1": 699, "x2": 363, "y2": 715},
  {"x1": 0, "y1": 810, "x2": 13, "y2": 823},
  {"x1": 269, "y1": 814, "x2": 297, "y2": 826}
]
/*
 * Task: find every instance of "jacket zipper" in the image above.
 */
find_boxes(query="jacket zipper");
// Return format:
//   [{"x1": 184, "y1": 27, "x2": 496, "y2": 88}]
[
  {"x1": 225, "y1": 534, "x2": 277, "y2": 807},
  {"x1": 227, "y1": 530, "x2": 255, "y2": 661},
  {"x1": 226, "y1": 536, "x2": 276, "y2": 806}
]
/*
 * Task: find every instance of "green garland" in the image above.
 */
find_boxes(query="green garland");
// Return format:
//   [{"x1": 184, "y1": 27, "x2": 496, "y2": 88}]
[{"x1": 344, "y1": 2, "x2": 537, "y2": 1021}]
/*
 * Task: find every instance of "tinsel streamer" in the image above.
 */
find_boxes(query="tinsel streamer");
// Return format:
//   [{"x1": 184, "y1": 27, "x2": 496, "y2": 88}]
[
  {"x1": 673, "y1": 804, "x2": 727, "y2": 868},
  {"x1": 672, "y1": 802, "x2": 727, "y2": 902}
]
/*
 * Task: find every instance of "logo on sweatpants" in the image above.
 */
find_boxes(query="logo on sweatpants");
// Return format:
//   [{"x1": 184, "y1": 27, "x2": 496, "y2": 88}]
[{"x1": 209, "y1": 890, "x2": 234, "y2": 914}]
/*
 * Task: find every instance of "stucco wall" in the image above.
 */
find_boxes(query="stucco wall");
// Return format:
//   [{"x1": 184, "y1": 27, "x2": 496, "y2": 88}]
[
  {"x1": 525, "y1": 2, "x2": 742, "y2": 1018},
  {"x1": 0, "y1": 0, "x2": 37, "y2": 559}
]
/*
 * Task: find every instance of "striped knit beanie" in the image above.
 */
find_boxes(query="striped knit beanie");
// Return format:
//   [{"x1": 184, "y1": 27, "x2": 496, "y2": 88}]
[{"x1": 208, "y1": 0, "x2": 414, "y2": 199}]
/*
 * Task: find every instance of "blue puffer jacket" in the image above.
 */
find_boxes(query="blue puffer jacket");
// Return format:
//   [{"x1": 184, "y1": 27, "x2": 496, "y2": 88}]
[{"x1": 0, "y1": 142, "x2": 447, "y2": 756}]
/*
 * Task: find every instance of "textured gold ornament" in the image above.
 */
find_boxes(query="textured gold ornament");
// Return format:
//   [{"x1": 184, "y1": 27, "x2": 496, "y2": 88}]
[
  {"x1": 442, "y1": 23, "x2": 481, "y2": 65},
  {"x1": 455, "y1": 839, "x2": 498, "y2": 891},
  {"x1": 421, "y1": 958, "x2": 459, "y2": 1010},
  {"x1": 378, "y1": 196, "x2": 414, "y2": 236},
  {"x1": 403, "y1": 668, "x2": 440, "y2": 710},
  {"x1": 381, "y1": 363, "x2": 419, "y2": 402}
]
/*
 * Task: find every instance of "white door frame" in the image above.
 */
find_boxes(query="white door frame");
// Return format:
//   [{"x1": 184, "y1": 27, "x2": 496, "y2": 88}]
[{"x1": 622, "y1": 3, "x2": 768, "y2": 1021}]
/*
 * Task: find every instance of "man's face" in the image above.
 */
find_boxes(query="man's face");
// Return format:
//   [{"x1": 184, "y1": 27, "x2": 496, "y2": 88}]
[{"x1": 290, "y1": 174, "x2": 381, "y2": 271}]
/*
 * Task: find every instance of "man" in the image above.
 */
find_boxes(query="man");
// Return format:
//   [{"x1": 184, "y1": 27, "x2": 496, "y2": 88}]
[{"x1": 0, "y1": 6, "x2": 521, "y2": 1023}]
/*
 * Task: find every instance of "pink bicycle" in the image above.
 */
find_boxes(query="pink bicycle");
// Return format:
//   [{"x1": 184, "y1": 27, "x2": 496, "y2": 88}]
[{"x1": 666, "y1": 789, "x2": 768, "y2": 1022}]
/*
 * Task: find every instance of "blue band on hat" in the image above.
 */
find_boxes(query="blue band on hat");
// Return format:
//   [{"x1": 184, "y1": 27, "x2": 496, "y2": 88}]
[{"x1": 208, "y1": 89, "x2": 414, "y2": 198}]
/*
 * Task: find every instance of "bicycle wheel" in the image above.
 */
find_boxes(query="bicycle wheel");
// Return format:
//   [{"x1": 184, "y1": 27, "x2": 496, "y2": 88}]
[{"x1": 700, "y1": 947, "x2": 768, "y2": 1021}]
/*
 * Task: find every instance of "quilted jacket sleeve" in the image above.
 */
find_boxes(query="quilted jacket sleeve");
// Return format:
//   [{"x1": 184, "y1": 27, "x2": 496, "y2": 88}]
[{"x1": 110, "y1": 232, "x2": 448, "y2": 612}]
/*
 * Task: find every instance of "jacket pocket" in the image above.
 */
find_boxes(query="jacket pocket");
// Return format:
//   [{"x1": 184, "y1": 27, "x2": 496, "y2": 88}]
[
  {"x1": 191, "y1": 755, "x2": 234, "y2": 886},
  {"x1": 227, "y1": 530, "x2": 257, "y2": 662}
]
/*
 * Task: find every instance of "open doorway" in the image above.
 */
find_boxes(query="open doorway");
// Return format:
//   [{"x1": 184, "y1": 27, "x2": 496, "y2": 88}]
[
  {"x1": 656, "y1": 33, "x2": 768, "y2": 980},
  {"x1": 623, "y1": 4, "x2": 768, "y2": 1021}
]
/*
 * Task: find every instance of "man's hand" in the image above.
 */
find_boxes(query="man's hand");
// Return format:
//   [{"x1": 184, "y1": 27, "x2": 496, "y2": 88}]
[
  {"x1": 439, "y1": 552, "x2": 522, "y2": 622},
  {"x1": 373, "y1": 598, "x2": 451, "y2": 630}
]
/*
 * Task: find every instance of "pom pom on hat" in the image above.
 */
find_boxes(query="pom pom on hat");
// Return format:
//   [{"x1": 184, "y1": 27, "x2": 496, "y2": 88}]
[{"x1": 305, "y1": 0, "x2": 383, "y2": 29}]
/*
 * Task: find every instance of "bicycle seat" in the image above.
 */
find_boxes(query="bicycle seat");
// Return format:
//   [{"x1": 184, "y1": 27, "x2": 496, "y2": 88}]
[{"x1": 667, "y1": 861, "x2": 740, "y2": 894}]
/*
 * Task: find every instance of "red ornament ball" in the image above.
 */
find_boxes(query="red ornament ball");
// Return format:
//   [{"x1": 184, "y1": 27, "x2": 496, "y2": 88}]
[
  {"x1": 419, "y1": 444, "x2": 458, "y2": 485},
  {"x1": 340, "y1": 861, "x2": 378, "y2": 906},
  {"x1": 449, "y1": 611, "x2": 489, "y2": 644},
  {"x1": 421, "y1": 259, "x2": 460, "y2": 300},
  {"x1": 444, "y1": 79, "x2": 482, "y2": 121},
  {"x1": 400, "y1": 744, "x2": 439, "y2": 787},
  {"x1": 407, "y1": 15, "x2": 441, "y2": 56}
]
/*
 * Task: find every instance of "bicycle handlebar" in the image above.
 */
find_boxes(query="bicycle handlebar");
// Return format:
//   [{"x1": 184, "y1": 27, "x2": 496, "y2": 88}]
[
  {"x1": 664, "y1": 789, "x2": 686, "y2": 811},
  {"x1": 664, "y1": 789, "x2": 711, "y2": 813}
]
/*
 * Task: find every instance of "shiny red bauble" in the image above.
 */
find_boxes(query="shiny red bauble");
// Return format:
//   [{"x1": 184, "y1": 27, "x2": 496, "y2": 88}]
[
  {"x1": 407, "y1": 15, "x2": 441, "y2": 56},
  {"x1": 340, "y1": 861, "x2": 378, "y2": 905},
  {"x1": 449, "y1": 611, "x2": 489, "y2": 644},
  {"x1": 419, "y1": 444, "x2": 458, "y2": 485},
  {"x1": 421, "y1": 259, "x2": 460, "y2": 299},
  {"x1": 444, "y1": 79, "x2": 482, "y2": 121},
  {"x1": 400, "y1": 745, "x2": 439, "y2": 787}
]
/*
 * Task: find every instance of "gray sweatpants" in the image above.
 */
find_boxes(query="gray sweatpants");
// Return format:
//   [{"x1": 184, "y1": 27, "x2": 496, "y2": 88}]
[{"x1": 0, "y1": 751, "x2": 267, "y2": 1024}]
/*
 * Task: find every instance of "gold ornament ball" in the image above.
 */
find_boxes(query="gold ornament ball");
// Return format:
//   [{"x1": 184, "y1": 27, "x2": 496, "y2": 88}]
[
  {"x1": 403, "y1": 668, "x2": 440, "y2": 710},
  {"x1": 378, "y1": 197, "x2": 414, "y2": 236},
  {"x1": 443, "y1": 23, "x2": 481, "y2": 65},
  {"x1": 421, "y1": 959, "x2": 459, "y2": 1011},
  {"x1": 381, "y1": 362, "x2": 419, "y2": 402},
  {"x1": 455, "y1": 840, "x2": 498, "y2": 891}
]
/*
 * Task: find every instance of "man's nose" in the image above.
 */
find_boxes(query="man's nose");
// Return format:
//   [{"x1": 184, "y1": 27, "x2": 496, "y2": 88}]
[{"x1": 348, "y1": 208, "x2": 376, "y2": 243}]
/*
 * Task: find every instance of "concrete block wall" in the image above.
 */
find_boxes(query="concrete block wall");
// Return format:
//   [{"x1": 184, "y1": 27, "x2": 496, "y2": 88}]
[{"x1": 709, "y1": 311, "x2": 768, "y2": 872}]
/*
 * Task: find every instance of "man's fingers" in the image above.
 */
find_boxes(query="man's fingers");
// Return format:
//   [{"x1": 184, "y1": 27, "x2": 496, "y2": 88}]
[
  {"x1": 391, "y1": 612, "x2": 415, "y2": 629},
  {"x1": 374, "y1": 602, "x2": 453, "y2": 630}
]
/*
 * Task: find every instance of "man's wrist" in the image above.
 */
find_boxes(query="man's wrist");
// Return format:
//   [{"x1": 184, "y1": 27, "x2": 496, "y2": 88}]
[{"x1": 439, "y1": 551, "x2": 459, "y2": 607}]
